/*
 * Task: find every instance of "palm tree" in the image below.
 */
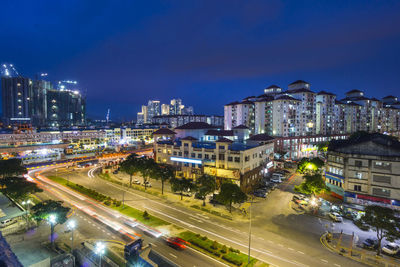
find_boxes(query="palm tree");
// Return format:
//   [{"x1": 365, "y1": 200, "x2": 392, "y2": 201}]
[
  {"x1": 139, "y1": 157, "x2": 156, "y2": 191},
  {"x1": 170, "y1": 177, "x2": 196, "y2": 200}
]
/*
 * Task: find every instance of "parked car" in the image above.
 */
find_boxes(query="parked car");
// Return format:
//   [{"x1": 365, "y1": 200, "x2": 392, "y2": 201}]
[
  {"x1": 112, "y1": 170, "x2": 118, "y2": 174},
  {"x1": 254, "y1": 192, "x2": 267, "y2": 198},
  {"x1": 271, "y1": 178, "x2": 282, "y2": 183},
  {"x1": 209, "y1": 194, "x2": 222, "y2": 205},
  {"x1": 363, "y1": 238, "x2": 379, "y2": 250},
  {"x1": 292, "y1": 194, "x2": 305, "y2": 201},
  {"x1": 166, "y1": 237, "x2": 189, "y2": 250},
  {"x1": 329, "y1": 212, "x2": 343, "y2": 222},
  {"x1": 194, "y1": 192, "x2": 205, "y2": 200},
  {"x1": 133, "y1": 179, "x2": 141, "y2": 185},
  {"x1": 142, "y1": 181, "x2": 152, "y2": 187},
  {"x1": 382, "y1": 243, "x2": 400, "y2": 255},
  {"x1": 0, "y1": 219, "x2": 16, "y2": 228}
]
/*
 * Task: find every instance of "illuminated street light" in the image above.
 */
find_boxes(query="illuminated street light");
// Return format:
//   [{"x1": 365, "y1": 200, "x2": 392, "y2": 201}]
[
  {"x1": 94, "y1": 242, "x2": 106, "y2": 266},
  {"x1": 22, "y1": 199, "x2": 33, "y2": 229},
  {"x1": 48, "y1": 214, "x2": 57, "y2": 249},
  {"x1": 67, "y1": 220, "x2": 76, "y2": 252}
]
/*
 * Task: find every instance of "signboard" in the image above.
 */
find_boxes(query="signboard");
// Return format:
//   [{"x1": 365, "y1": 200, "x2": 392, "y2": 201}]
[{"x1": 204, "y1": 166, "x2": 240, "y2": 179}]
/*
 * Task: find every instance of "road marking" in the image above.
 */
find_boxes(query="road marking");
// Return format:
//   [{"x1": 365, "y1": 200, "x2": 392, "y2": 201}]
[
  {"x1": 278, "y1": 244, "x2": 284, "y2": 247},
  {"x1": 150, "y1": 243, "x2": 157, "y2": 247},
  {"x1": 334, "y1": 264, "x2": 341, "y2": 267},
  {"x1": 107, "y1": 233, "x2": 111, "y2": 236},
  {"x1": 297, "y1": 251, "x2": 305, "y2": 254},
  {"x1": 267, "y1": 240, "x2": 273, "y2": 243},
  {"x1": 257, "y1": 237, "x2": 264, "y2": 240},
  {"x1": 320, "y1": 259, "x2": 328, "y2": 263},
  {"x1": 288, "y1": 247, "x2": 294, "y2": 251},
  {"x1": 102, "y1": 230, "x2": 106, "y2": 233},
  {"x1": 169, "y1": 253, "x2": 177, "y2": 258}
]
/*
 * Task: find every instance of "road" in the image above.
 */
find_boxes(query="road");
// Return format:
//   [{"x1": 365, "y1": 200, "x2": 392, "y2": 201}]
[
  {"x1": 28, "y1": 167, "x2": 227, "y2": 267},
  {"x1": 42, "y1": 166, "x2": 367, "y2": 267}
]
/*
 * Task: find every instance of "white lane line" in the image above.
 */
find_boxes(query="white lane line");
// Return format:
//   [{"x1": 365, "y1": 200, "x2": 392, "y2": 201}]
[
  {"x1": 297, "y1": 251, "x2": 305, "y2": 254},
  {"x1": 288, "y1": 247, "x2": 294, "y2": 251},
  {"x1": 102, "y1": 230, "x2": 106, "y2": 233},
  {"x1": 145, "y1": 206, "x2": 307, "y2": 267},
  {"x1": 334, "y1": 264, "x2": 341, "y2": 267},
  {"x1": 107, "y1": 233, "x2": 111, "y2": 236},
  {"x1": 169, "y1": 253, "x2": 177, "y2": 258},
  {"x1": 257, "y1": 237, "x2": 264, "y2": 240},
  {"x1": 150, "y1": 243, "x2": 157, "y2": 247},
  {"x1": 278, "y1": 244, "x2": 284, "y2": 247},
  {"x1": 188, "y1": 247, "x2": 230, "y2": 266},
  {"x1": 320, "y1": 259, "x2": 328, "y2": 263},
  {"x1": 267, "y1": 240, "x2": 273, "y2": 243}
]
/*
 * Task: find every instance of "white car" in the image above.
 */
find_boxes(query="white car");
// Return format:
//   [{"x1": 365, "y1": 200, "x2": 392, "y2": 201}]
[
  {"x1": 329, "y1": 212, "x2": 343, "y2": 222},
  {"x1": 382, "y1": 243, "x2": 400, "y2": 255},
  {"x1": 133, "y1": 179, "x2": 141, "y2": 185},
  {"x1": 142, "y1": 181, "x2": 152, "y2": 187}
]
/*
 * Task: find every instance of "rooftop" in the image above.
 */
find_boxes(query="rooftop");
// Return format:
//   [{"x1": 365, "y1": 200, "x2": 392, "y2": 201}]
[
  {"x1": 274, "y1": 95, "x2": 301, "y2": 101},
  {"x1": 317, "y1": 90, "x2": 336, "y2": 96},
  {"x1": 233, "y1": 124, "x2": 249, "y2": 129},
  {"x1": 289, "y1": 80, "x2": 309, "y2": 85},
  {"x1": 205, "y1": 130, "x2": 234, "y2": 136},
  {"x1": 153, "y1": 128, "x2": 176, "y2": 135},
  {"x1": 248, "y1": 133, "x2": 275, "y2": 141},
  {"x1": 174, "y1": 122, "x2": 217, "y2": 130}
]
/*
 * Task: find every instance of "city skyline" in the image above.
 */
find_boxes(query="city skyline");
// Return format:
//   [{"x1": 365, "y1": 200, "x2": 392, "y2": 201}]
[{"x1": 1, "y1": 1, "x2": 400, "y2": 119}]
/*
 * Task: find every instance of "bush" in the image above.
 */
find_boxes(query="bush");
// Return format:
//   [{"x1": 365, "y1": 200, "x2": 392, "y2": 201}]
[
  {"x1": 220, "y1": 245, "x2": 227, "y2": 254},
  {"x1": 211, "y1": 240, "x2": 219, "y2": 250},
  {"x1": 222, "y1": 252, "x2": 243, "y2": 266},
  {"x1": 201, "y1": 236, "x2": 208, "y2": 241},
  {"x1": 104, "y1": 200, "x2": 111, "y2": 206},
  {"x1": 143, "y1": 210, "x2": 150, "y2": 220}
]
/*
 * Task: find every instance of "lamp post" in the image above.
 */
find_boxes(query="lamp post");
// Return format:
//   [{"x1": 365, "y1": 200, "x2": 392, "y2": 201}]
[
  {"x1": 48, "y1": 214, "x2": 57, "y2": 249},
  {"x1": 22, "y1": 199, "x2": 33, "y2": 228},
  {"x1": 248, "y1": 194, "x2": 253, "y2": 265},
  {"x1": 94, "y1": 242, "x2": 106, "y2": 267},
  {"x1": 67, "y1": 220, "x2": 76, "y2": 252}
]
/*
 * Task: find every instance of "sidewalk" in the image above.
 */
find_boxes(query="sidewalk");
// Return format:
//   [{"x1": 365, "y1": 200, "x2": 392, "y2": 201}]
[{"x1": 321, "y1": 232, "x2": 400, "y2": 267}]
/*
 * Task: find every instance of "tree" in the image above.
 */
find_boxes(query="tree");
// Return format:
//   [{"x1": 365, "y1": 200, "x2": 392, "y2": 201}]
[
  {"x1": 217, "y1": 183, "x2": 247, "y2": 213},
  {"x1": 296, "y1": 157, "x2": 324, "y2": 174},
  {"x1": 152, "y1": 164, "x2": 174, "y2": 195},
  {"x1": 358, "y1": 205, "x2": 400, "y2": 255},
  {"x1": 0, "y1": 159, "x2": 27, "y2": 178},
  {"x1": 170, "y1": 177, "x2": 196, "y2": 200},
  {"x1": 294, "y1": 172, "x2": 330, "y2": 197},
  {"x1": 120, "y1": 157, "x2": 140, "y2": 188},
  {"x1": 196, "y1": 174, "x2": 216, "y2": 206},
  {"x1": 0, "y1": 176, "x2": 42, "y2": 201},
  {"x1": 31, "y1": 200, "x2": 71, "y2": 248},
  {"x1": 139, "y1": 157, "x2": 156, "y2": 191}
]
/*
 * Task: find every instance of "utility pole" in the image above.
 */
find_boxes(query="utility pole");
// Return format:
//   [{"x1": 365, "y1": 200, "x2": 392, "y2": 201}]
[
  {"x1": 122, "y1": 190, "x2": 125, "y2": 207},
  {"x1": 248, "y1": 194, "x2": 253, "y2": 265}
]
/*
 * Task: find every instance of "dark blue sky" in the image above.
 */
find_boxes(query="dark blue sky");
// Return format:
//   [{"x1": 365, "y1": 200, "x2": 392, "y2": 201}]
[{"x1": 1, "y1": 0, "x2": 400, "y2": 121}]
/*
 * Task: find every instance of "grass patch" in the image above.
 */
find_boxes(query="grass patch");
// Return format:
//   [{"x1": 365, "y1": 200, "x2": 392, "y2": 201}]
[
  {"x1": 179, "y1": 231, "x2": 262, "y2": 267},
  {"x1": 46, "y1": 175, "x2": 169, "y2": 227}
]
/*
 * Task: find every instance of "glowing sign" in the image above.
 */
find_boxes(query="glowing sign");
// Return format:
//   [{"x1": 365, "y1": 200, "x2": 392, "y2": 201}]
[{"x1": 170, "y1": 157, "x2": 202, "y2": 165}]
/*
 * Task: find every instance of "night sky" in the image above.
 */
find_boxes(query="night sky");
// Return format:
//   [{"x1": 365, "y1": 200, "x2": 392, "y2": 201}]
[{"x1": 1, "y1": 1, "x2": 400, "y2": 121}]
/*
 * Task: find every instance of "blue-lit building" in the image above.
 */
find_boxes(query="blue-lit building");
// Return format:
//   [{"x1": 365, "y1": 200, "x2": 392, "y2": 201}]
[
  {"x1": 325, "y1": 133, "x2": 400, "y2": 209},
  {"x1": 153, "y1": 122, "x2": 274, "y2": 192}
]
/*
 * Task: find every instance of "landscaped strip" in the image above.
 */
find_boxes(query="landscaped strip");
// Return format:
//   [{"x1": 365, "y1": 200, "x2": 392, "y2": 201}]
[
  {"x1": 46, "y1": 175, "x2": 169, "y2": 227},
  {"x1": 179, "y1": 231, "x2": 268, "y2": 267},
  {"x1": 45, "y1": 174, "x2": 269, "y2": 267}
]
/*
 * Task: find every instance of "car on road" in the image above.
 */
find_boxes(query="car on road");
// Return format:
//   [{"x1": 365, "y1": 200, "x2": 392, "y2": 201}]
[
  {"x1": 166, "y1": 237, "x2": 189, "y2": 250},
  {"x1": 329, "y1": 212, "x2": 343, "y2": 222},
  {"x1": 362, "y1": 238, "x2": 378, "y2": 250},
  {"x1": 133, "y1": 179, "x2": 141, "y2": 185},
  {"x1": 382, "y1": 243, "x2": 400, "y2": 255},
  {"x1": 254, "y1": 192, "x2": 267, "y2": 198}
]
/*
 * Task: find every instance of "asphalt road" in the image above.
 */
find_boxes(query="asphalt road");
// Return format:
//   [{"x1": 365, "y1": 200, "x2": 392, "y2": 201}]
[
  {"x1": 29, "y1": 167, "x2": 227, "y2": 267},
  {"x1": 42, "y1": 166, "x2": 368, "y2": 267}
]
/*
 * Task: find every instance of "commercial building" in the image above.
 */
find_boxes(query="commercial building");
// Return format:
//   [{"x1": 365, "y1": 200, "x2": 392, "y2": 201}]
[
  {"x1": 153, "y1": 122, "x2": 274, "y2": 192},
  {"x1": 325, "y1": 133, "x2": 400, "y2": 209},
  {"x1": 151, "y1": 114, "x2": 224, "y2": 128}
]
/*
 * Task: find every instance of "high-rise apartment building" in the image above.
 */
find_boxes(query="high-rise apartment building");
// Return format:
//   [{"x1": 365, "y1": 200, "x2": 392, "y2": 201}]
[
  {"x1": 225, "y1": 80, "x2": 400, "y2": 143},
  {"x1": 161, "y1": 104, "x2": 170, "y2": 115}
]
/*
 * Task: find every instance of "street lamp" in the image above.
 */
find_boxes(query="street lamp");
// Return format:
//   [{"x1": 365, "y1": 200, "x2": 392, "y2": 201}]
[
  {"x1": 22, "y1": 199, "x2": 33, "y2": 228},
  {"x1": 67, "y1": 220, "x2": 76, "y2": 252},
  {"x1": 48, "y1": 214, "x2": 57, "y2": 249},
  {"x1": 94, "y1": 242, "x2": 106, "y2": 266}
]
